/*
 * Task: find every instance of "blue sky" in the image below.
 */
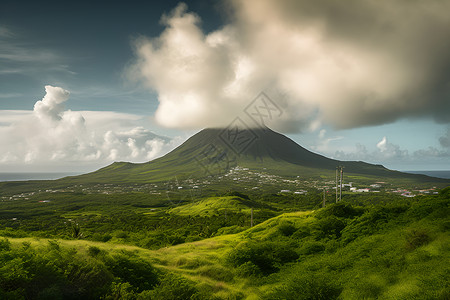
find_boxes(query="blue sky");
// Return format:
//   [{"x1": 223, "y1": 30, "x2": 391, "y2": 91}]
[{"x1": 1, "y1": 0, "x2": 449, "y2": 172}]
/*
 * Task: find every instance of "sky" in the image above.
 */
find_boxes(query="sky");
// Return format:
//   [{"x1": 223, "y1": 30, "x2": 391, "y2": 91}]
[{"x1": 1, "y1": 0, "x2": 449, "y2": 173}]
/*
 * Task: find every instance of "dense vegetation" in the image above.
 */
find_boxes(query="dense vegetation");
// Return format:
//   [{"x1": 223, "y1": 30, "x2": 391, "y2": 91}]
[
  {"x1": 0, "y1": 238, "x2": 206, "y2": 299},
  {"x1": 0, "y1": 192, "x2": 278, "y2": 249},
  {"x1": 0, "y1": 187, "x2": 449, "y2": 299}
]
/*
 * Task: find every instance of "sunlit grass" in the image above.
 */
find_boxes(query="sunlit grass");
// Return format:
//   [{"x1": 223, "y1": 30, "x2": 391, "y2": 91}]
[{"x1": 1, "y1": 188, "x2": 449, "y2": 299}]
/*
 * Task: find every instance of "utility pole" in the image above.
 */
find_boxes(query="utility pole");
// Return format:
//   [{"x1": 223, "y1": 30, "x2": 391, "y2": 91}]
[
  {"x1": 336, "y1": 166, "x2": 344, "y2": 202},
  {"x1": 339, "y1": 166, "x2": 344, "y2": 201},
  {"x1": 335, "y1": 168, "x2": 338, "y2": 203}
]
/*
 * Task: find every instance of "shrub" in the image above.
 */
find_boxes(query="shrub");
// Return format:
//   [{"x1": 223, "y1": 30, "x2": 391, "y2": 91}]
[
  {"x1": 47, "y1": 240, "x2": 60, "y2": 251},
  {"x1": 21, "y1": 242, "x2": 31, "y2": 250},
  {"x1": 236, "y1": 261, "x2": 261, "y2": 277},
  {"x1": 278, "y1": 221, "x2": 297, "y2": 237},
  {"x1": 299, "y1": 241, "x2": 325, "y2": 255},
  {"x1": 103, "y1": 282, "x2": 136, "y2": 300},
  {"x1": 316, "y1": 202, "x2": 363, "y2": 219},
  {"x1": 87, "y1": 246, "x2": 102, "y2": 257},
  {"x1": 292, "y1": 226, "x2": 311, "y2": 239},
  {"x1": 264, "y1": 272, "x2": 342, "y2": 300},
  {"x1": 0, "y1": 238, "x2": 11, "y2": 251},
  {"x1": 439, "y1": 186, "x2": 450, "y2": 198},
  {"x1": 36, "y1": 284, "x2": 64, "y2": 299},
  {"x1": 71, "y1": 223, "x2": 83, "y2": 239},
  {"x1": 64, "y1": 259, "x2": 113, "y2": 298},
  {"x1": 114, "y1": 231, "x2": 128, "y2": 239},
  {"x1": 142, "y1": 273, "x2": 202, "y2": 300},
  {"x1": 405, "y1": 229, "x2": 431, "y2": 250},
  {"x1": 317, "y1": 216, "x2": 346, "y2": 238},
  {"x1": 103, "y1": 254, "x2": 158, "y2": 292},
  {"x1": 341, "y1": 204, "x2": 409, "y2": 243},
  {"x1": 91, "y1": 233, "x2": 112, "y2": 242},
  {"x1": 0, "y1": 243, "x2": 113, "y2": 299},
  {"x1": 227, "y1": 241, "x2": 298, "y2": 275},
  {"x1": 0, "y1": 228, "x2": 28, "y2": 238}
]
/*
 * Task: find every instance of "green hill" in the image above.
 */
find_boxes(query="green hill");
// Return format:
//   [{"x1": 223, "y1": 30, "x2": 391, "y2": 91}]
[
  {"x1": 74, "y1": 127, "x2": 445, "y2": 182},
  {"x1": 169, "y1": 196, "x2": 259, "y2": 217},
  {"x1": 1, "y1": 188, "x2": 449, "y2": 299},
  {"x1": 60, "y1": 127, "x2": 450, "y2": 185}
]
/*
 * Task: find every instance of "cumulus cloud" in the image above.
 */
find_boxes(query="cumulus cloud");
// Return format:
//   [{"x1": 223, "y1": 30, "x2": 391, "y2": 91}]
[
  {"x1": 334, "y1": 135, "x2": 450, "y2": 168},
  {"x1": 409, "y1": 127, "x2": 450, "y2": 159},
  {"x1": 128, "y1": 0, "x2": 450, "y2": 132},
  {"x1": 413, "y1": 147, "x2": 449, "y2": 159},
  {"x1": 375, "y1": 136, "x2": 409, "y2": 160},
  {"x1": 33, "y1": 86, "x2": 71, "y2": 121},
  {"x1": 335, "y1": 136, "x2": 409, "y2": 163},
  {"x1": 0, "y1": 86, "x2": 180, "y2": 171}
]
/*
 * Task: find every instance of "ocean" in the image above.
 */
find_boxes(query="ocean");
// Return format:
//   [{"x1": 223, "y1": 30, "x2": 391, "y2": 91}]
[
  {"x1": 403, "y1": 170, "x2": 450, "y2": 179},
  {"x1": 0, "y1": 172, "x2": 82, "y2": 182}
]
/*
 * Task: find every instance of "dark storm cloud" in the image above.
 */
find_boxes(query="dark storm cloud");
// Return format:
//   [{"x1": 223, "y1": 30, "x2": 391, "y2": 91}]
[
  {"x1": 439, "y1": 128, "x2": 450, "y2": 148},
  {"x1": 129, "y1": 0, "x2": 450, "y2": 131}
]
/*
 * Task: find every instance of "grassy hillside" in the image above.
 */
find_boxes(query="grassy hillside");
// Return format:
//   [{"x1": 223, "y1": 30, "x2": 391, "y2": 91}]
[{"x1": 1, "y1": 188, "x2": 449, "y2": 299}]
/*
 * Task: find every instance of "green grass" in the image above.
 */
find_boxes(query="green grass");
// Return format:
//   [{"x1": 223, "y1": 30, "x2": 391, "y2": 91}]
[
  {"x1": 169, "y1": 196, "x2": 262, "y2": 217},
  {"x1": 1, "y1": 188, "x2": 449, "y2": 299}
]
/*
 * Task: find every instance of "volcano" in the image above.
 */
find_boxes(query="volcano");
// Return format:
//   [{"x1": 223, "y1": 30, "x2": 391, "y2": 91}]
[{"x1": 63, "y1": 126, "x2": 444, "y2": 184}]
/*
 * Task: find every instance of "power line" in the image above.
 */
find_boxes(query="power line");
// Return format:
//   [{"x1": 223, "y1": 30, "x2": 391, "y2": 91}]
[{"x1": 335, "y1": 168, "x2": 338, "y2": 203}]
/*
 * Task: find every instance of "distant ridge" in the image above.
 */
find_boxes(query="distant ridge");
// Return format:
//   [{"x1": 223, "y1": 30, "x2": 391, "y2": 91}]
[
  {"x1": 64, "y1": 126, "x2": 447, "y2": 184},
  {"x1": 404, "y1": 170, "x2": 450, "y2": 180}
]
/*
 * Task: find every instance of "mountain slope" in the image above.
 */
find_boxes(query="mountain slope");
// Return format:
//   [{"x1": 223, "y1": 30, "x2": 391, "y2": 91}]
[
  {"x1": 0, "y1": 127, "x2": 447, "y2": 195},
  {"x1": 62, "y1": 126, "x2": 446, "y2": 184}
]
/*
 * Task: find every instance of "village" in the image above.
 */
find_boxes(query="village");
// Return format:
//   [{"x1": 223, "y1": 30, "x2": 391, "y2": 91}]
[{"x1": 1, "y1": 165, "x2": 440, "y2": 202}]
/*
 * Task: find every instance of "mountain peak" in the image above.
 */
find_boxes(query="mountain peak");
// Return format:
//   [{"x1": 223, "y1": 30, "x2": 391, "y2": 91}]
[
  {"x1": 70, "y1": 125, "x2": 443, "y2": 184},
  {"x1": 183, "y1": 126, "x2": 333, "y2": 167}
]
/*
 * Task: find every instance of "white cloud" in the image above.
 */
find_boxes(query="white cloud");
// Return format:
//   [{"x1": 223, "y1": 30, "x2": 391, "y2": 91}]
[
  {"x1": 375, "y1": 136, "x2": 408, "y2": 160},
  {"x1": 0, "y1": 86, "x2": 181, "y2": 171},
  {"x1": 376, "y1": 137, "x2": 388, "y2": 152},
  {"x1": 310, "y1": 129, "x2": 343, "y2": 154},
  {"x1": 334, "y1": 135, "x2": 450, "y2": 168},
  {"x1": 335, "y1": 138, "x2": 408, "y2": 164},
  {"x1": 128, "y1": 1, "x2": 450, "y2": 132},
  {"x1": 33, "y1": 85, "x2": 70, "y2": 121},
  {"x1": 337, "y1": 136, "x2": 409, "y2": 161},
  {"x1": 413, "y1": 147, "x2": 450, "y2": 158}
]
